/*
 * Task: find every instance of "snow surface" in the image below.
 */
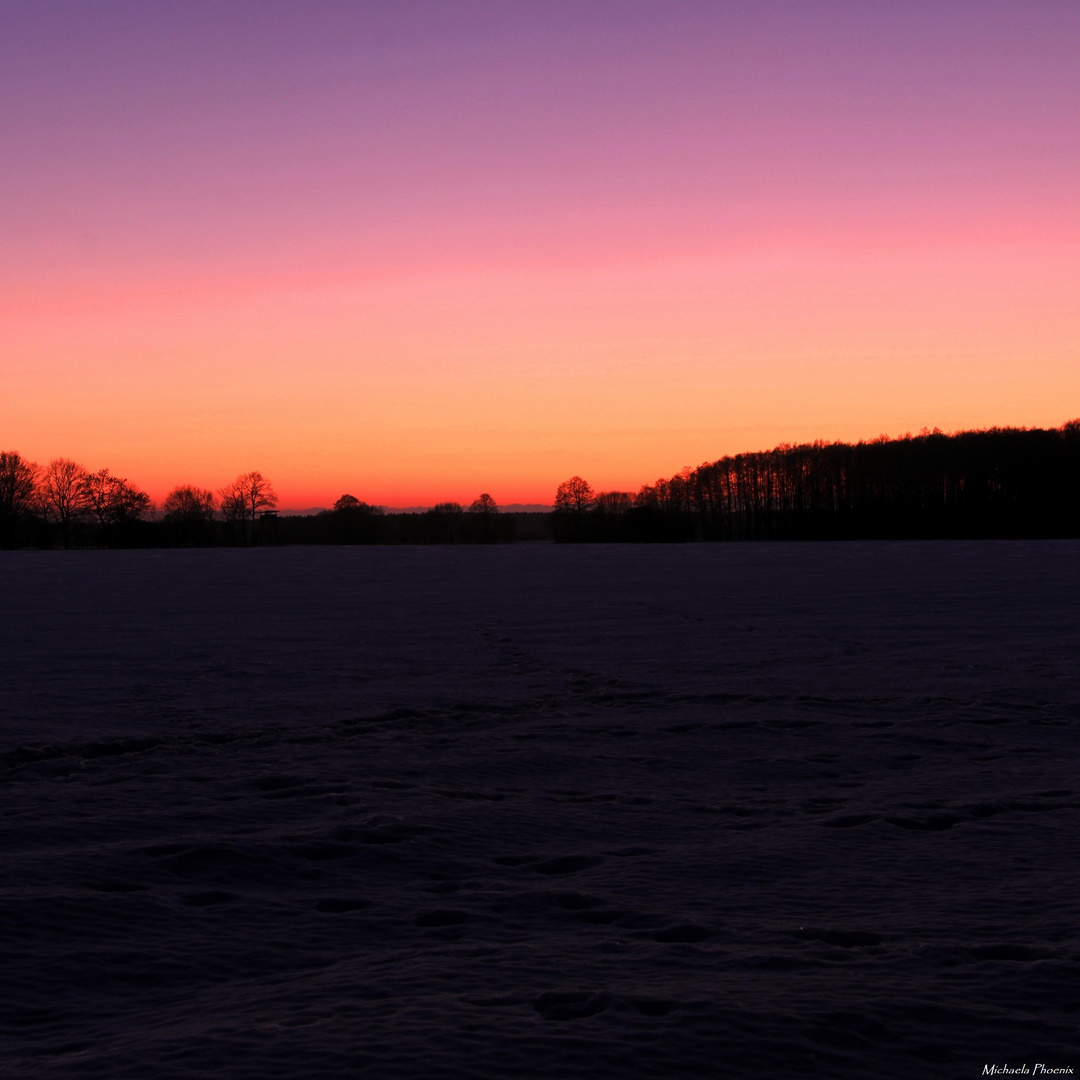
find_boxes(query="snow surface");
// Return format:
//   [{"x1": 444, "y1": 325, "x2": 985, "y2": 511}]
[{"x1": 1, "y1": 543, "x2": 1078, "y2": 1078}]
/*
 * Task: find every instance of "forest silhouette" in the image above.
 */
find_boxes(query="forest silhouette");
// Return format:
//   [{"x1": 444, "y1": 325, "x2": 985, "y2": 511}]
[{"x1": 1, "y1": 422, "x2": 1077, "y2": 549}]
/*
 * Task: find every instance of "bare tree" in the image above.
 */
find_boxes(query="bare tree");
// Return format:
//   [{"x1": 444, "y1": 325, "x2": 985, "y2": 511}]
[
  {"x1": 422, "y1": 501, "x2": 464, "y2": 543},
  {"x1": 41, "y1": 458, "x2": 90, "y2": 548},
  {"x1": 83, "y1": 469, "x2": 122, "y2": 529},
  {"x1": 468, "y1": 493, "x2": 498, "y2": 514},
  {"x1": 554, "y1": 476, "x2": 594, "y2": 514},
  {"x1": 594, "y1": 490, "x2": 633, "y2": 515},
  {"x1": 466, "y1": 493, "x2": 500, "y2": 543},
  {"x1": 239, "y1": 471, "x2": 277, "y2": 523},
  {"x1": 0, "y1": 451, "x2": 38, "y2": 548},
  {"x1": 164, "y1": 485, "x2": 216, "y2": 522},
  {"x1": 218, "y1": 479, "x2": 248, "y2": 542},
  {"x1": 219, "y1": 471, "x2": 276, "y2": 543},
  {"x1": 83, "y1": 469, "x2": 151, "y2": 542},
  {"x1": 163, "y1": 485, "x2": 216, "y2": 544}
]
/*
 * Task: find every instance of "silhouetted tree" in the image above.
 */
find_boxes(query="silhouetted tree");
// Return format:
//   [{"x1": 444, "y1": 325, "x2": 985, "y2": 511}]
[
  {"x1": 218, "y1": 482, "x2": 248, "y2": 543},
  {"x1": 328, "y1": 494, "x2": 384, "y2": 543},
  {"x1": 585, "y1": 490, "x2": 633, "y2": 541},
  {"x1": 219, "y1": 471, "x2": 276, "y2": 543},
  {"x1": 594, "y1": 490, "x2": 633, "y2": 514},
  {"x1": 468, "y1": 493, "x2": 498, "y2": 514},
  {"x1": 0, "y1": 451, "x2": 38, "y2": 548},
  {"x1": 83, "y1": 469, "x2": 151, "y2": 544},
  {"x1": 41, "y1": 458, "x2": 90, "y2": 548},
  {"x1": 239, "y1": 471, "x2": 277, "y2": 522},
  {"x1": 553, "y1": 476, "x2": 594, "y2": 541},
  {"x1": 163, "y1": 485, "x2": 217, "y2": 545},
  {"x1": 467, "y1": 493, "x2": 500, "y2": 542},
  {"x1": 420, "y1": 502, "x2": 464, "y2": 543},
  {"x1": 555, "y1": 476, "x2": 594, "y2": 513}
]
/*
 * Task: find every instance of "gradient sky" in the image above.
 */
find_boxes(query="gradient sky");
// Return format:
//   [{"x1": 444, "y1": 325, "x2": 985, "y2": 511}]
[{"x1": 3, "y1": 1, "x2": 1078, "y2": 507}]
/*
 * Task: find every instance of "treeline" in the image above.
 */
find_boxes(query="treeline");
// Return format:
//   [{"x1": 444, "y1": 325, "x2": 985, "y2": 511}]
[
  {"x1": 552, "y1": 422, "x2": 1080, "y2": 541},
  {"x1": 0, "y1": 458, "x2": 284, "y2": 549},
  {"x1": 0, "y1": 455, "x2": 520, "y2": 548},
  {"x1": 2, "y1": 422, "x2": 1078, "y2": 548},
  {"x1": 275, "y1": 497, "x2": 521, "y2": 546}
]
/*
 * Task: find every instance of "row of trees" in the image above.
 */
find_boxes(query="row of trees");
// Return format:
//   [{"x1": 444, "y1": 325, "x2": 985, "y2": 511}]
[
  {"x1": 0, "y1": 453, "x2": 278, "y2": 548},
  {"x1": 0, "y1": 454, "x2": 153, "y2": 549},
  {"x1": 550, "y1": 422, "x2": 1080, "y2": 541},
  {"x1": 292, "y1": 493, "x2": 515, "y2": 545},
  {"x1": 163, "y1": 473, "x2": 278, "y2": 545},
  {"x1": 0, "y1": 453, "x2": 516, "y2": 548},
  {"x1": 4, "y1": 423, "x2": 1078, "y2": 548}
]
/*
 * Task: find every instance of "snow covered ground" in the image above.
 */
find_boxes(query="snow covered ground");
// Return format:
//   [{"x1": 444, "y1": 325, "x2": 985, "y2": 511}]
[{"x1": 2, "y1": 543, "x2": 1077, "y2": 1078}]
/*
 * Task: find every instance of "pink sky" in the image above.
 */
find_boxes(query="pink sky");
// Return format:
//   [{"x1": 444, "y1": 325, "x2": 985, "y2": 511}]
[{"x1": 3, "y1": 2, "x2": 1078, "y2": 506}]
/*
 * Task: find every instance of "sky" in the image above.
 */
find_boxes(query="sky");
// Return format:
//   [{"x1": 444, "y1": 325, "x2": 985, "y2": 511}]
[{"x1": 3, "y1": 1, "x2": 1078, "y2": 507}]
